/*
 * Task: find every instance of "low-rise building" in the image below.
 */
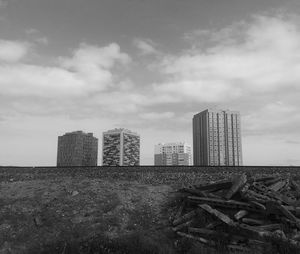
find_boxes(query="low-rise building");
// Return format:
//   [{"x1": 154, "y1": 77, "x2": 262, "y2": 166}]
[{"x1": 154, "y1": 142, "x2": 192, "y2": 166}]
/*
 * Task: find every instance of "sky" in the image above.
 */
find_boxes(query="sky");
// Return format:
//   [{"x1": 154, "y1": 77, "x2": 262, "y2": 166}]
[{"x1": 1, "y1": 0, "x2": 300, "y2": 166}]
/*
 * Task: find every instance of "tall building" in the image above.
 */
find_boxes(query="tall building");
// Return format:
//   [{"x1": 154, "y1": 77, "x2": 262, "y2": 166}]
[
  {"x1": 57, "y1": 131, "x2": 98, "y2": 166},
  {"x1": 154, "y1": 142, "x2": 192, "y2": 166},
  {"x1": 102, "y1": 128, "x2": 140, "y2": 166},
  {"x1": 193, "y1": 109, "x2": 242, "y2": 166}
]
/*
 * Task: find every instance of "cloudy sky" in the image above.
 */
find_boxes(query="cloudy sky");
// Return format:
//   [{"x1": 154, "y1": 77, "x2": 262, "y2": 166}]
[{"x1": 1, "y1": 0, "x2": 300, "y2": 166}]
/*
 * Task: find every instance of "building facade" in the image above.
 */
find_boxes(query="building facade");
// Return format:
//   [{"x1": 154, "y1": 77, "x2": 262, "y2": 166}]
[
  {"x1": 57, "y1": 131, "x2": 98, "y2": 166},
  {"x1": 154, "y1": 142, "x2": 192, "y2": 166},
  {"x1": 102, "y1": 128, "x2": 140, "y2": 166},
  {"x1": 193, "y1": 109, "x2": 242, "y2": 166}
]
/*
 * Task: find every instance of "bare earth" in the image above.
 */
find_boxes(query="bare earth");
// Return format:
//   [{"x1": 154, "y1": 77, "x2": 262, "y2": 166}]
[
  {"x1": 0, "y1": 177, "x2": 173, "y2": 253},
  {"x1": 1, "y1": 166, "x2": 299, "y2": 253}
]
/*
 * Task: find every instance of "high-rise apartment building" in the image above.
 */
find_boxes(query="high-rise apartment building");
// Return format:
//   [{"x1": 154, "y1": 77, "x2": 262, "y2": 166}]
[
  {"x1": 193, "y1": 109, "x2": 242, "y2": 166},
  {"x1": 57, "y1": 131, "x2": 98, "y2": 166},
  {"x1": 102, "y1": 128, "x2": 140, "y2": 166},
  {"x1": 154, "y1": 142, "x2": 192, "y2": 166}
]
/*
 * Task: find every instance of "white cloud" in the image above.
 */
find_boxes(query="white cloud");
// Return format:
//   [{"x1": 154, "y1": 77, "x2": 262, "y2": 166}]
[
  {"x1": 133, "y1": 38, "x2": 160, "y2": 56},
  {"x1": 0, "y1": 42, "x2": 131, "y2": 99},
  {"x1": 0, "y1": 41, "x2": 138, "y2": 121},
  {"x1": 0, "y1": 64, "x2": 85, "y2": 97},
  {"x1": 154, "y1": 15, "x2": 300, "y2": 103},
  {"x1": 61, "y1": 43, "x2": 130, "y2": 70},
  {"x1": 0, "y1": 37, "x2": 180, "y2": 121},
  {"x1": 0, "y1": 40, "x2": 31, "y2": 62},
  {"x1": 60, "y1": 43, "x2": 131, "y2": 90}
]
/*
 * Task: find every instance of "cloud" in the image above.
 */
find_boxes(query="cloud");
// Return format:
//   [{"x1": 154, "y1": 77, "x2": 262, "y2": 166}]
[
  {"x1": 149, "y1": 14, "x2": 300, "y2": 142},
  {"x1": 0, "y1": 42, "x2": 131, "y2": 97},
  {"x1": 0, "y1": 39, "x2": 180, "y2": 121},
  {"x1": 243, "y1": 135, "x2": 300, "y2": 166},
  {"x1": 60, "y1": 43, "x2": 131, "y2": 90},
  {"x1": 61, "y1": 43, "x2": 130, "y2": 70},
  {"x1": 243, "y1": 101, "x2": 300, "y2": 135},
  {"x1": 25, "y1": 28, "x2": 39, "y2": 35},
  {"x1": 154, "y1": 15, "x2": 300, "y2": 103},
  {"x1": 0, "y1": 40, "x2": 31, "y2": 62},
  {"x1": 87, "y1": 92, "x2": 141, "y2": 114},
  {"x1": 36, "y1": 37, "x2": 49, "y2": 45},
  {"x1": 84, "y1": 91, "x2": 179, "y2": 116},
  {"x1": 133, "y1": 38, "x2": 160, "y2": 56},
  {"x1": 0, "y1": 0, "x2": 7, "y2": 8},
  {"x1": 0, "y1": 41, "x2": 134, "y2": 118},
  {"x1": 139, "y1": 111, "x2": 175, "y2": 120},
  {"x1": 0, "y1": 64, "x2": 85, "y2": 97},
  {"x1": 25, "y1": 28, "x2": 49, "y2": 45}
]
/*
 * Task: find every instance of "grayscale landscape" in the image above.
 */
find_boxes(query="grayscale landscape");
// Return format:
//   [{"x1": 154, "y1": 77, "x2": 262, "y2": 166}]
[{"x1": 1, "y1": 0, "x2": 300, "y2": 253}]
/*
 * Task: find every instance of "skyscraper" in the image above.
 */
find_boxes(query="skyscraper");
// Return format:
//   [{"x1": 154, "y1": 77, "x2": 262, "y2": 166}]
[
  {"x1": 102, "y1": 128, "x2": 140, "y2": 166},
  {"x1": 154, "y1": 142, "x2": 192, "y2": 166},
  {"x1": 57, "y1": 131, "x2": 98, "y2": 166},
  {"x1": 193, "y1": 109, "x2": 242, "y2": 166}
]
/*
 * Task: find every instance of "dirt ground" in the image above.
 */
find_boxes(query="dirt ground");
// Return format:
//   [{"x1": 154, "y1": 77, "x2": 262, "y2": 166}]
[
  {"x1": 1, "y1": 166, "x2": 299, "y2": 253},
  {"x1": 0, "y1": 177, "x2": 174, "y2": 253}
]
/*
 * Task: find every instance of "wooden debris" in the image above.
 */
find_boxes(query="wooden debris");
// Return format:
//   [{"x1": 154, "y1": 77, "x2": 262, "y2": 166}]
[
  {"x1": 226, "y1": 173, "x2": 247, "y2": 200},
  {"x1": 227, "y1": 244, "x2": 251, "y2": 253},
  {"x1": 234, "y1": 210, "x2": 248, "y2": 220},
  {"x1": 193, "y1": 180, "x2": 232, "y2": 191},
  {"x1": 241, "y1": 218, "x2": 265, "y2": 226},
  {"x1": 174, "y1": 201, "x2": 185, "y2": 221},
  {"x1": 173, "y1": 210, "x2": 197, "y2": 226},
  {"x1": 277, "y1": 203, "x2": 299, "y2": 222},
  {"x1": 172, "y1": 220, "x2": 193, "y2": 232},
  {"x1": 176, "y1": 231, "x2": 210, "y2": 244},
  {"x1": 188, "y1": 196, "x2": 261, "y2": 213},
  {"x1": 252, "y1": 176, "x2": 277, "y2": 183},
  {"x1": 269, "y1": 180, "x2": 288, "y2": 192},
  {"x1": 249, "y1": 201, "x2": 266, "y2": 211},
  {"x1": 206, "y1": 221, "x2": 221, "y2": 229},
  {"x1": 264, "y1": 177, "x2": 282, "y2": 186},
  {"x1": 188, "y1": 227, "x2": 245, "y2": 241},
  {"x1": 291, "y1": 180, "x2": 300, "y2": 198},
  {"x1": 198, "y1": 204, "x2": 234, "y2": 226},
  {"x1": 180, "y1": 187, "x2": 207, "y2": 197},
  {"x1": 256, "y1": 224, "x2": 282, "y2": 231},
  {"x1": 172, "y1": 174, "x2": 300, "y2": 253}
]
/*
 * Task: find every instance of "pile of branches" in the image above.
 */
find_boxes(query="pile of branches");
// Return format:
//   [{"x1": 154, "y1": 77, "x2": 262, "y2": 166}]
[{"x1": 171, "y1": 174, "x2": 300, "y2": 253}]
